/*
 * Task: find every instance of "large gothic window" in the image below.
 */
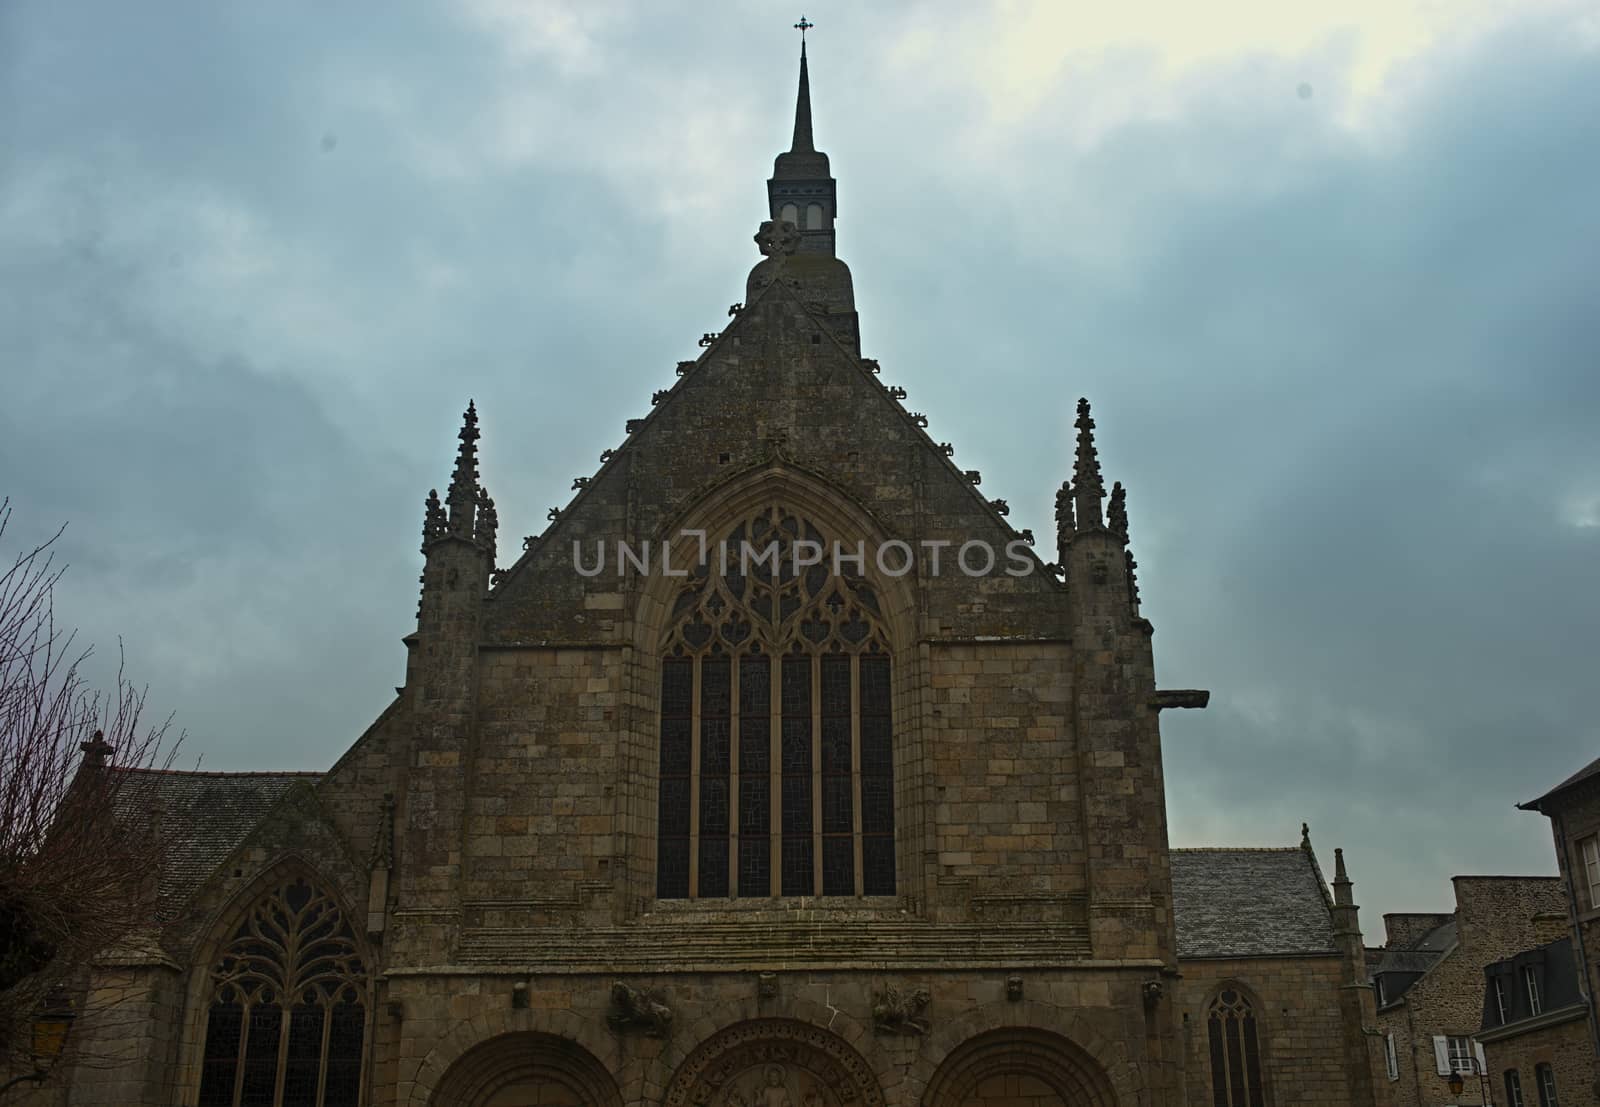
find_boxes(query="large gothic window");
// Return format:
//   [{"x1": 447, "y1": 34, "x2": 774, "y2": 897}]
[
  {"x1": 1207, "y1": 988, "x2": 1266, "y2": 1107},
  {"x1": 196, "y1": 876, "x2": 367, "y2": 1107},
  {"x1": 656, "y1": 506, "x2": 895, "y2": 900}
]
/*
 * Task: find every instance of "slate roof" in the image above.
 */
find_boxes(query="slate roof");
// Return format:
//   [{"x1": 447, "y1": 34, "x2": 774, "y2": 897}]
[
  {"x1": 1521, "y1": 753, "x2": 1600, "y2": 812},
  {"x1": 110, "y1": 768, "x2": 321, "y2": 912},
  {"x1": 1369, "y1": 920, "x2": 1456, "y2": 973},
  {"x1": 1171, "y1": 847, "x2": 1338, "y2": 959}
]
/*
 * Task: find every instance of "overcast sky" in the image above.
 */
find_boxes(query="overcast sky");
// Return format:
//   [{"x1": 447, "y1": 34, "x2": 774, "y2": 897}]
[{"x1": 3, "y1": 1, "x2": 1597, "y2": 928}]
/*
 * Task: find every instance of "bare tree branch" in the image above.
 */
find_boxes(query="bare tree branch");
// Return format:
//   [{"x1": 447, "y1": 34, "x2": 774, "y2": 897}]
[{"x1": 0, "y1": 497, "x2": 184, "y2": 1071}]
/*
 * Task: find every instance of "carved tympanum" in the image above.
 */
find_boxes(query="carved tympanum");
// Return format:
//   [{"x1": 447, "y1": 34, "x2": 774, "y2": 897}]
[{"x1": 663, "y1": 1019, "x2": 885, "y2": 1107}]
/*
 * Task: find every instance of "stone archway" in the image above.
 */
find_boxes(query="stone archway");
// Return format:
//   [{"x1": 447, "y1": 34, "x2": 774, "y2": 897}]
[
  {"x1": 921, "y1": 1029, "x2": 1119, "y2": 1107},
  {"x1": 427, "y1": 1031, "x2": 624, "y2": 1107},
  {"x1": 663, "y1": 1018, "x2": 885, "y2": 1107}
]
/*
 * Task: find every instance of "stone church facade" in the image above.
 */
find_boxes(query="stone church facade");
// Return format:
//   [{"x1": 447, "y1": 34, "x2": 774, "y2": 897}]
[{"x1": 38, "y1": 46, "x2": 1392, "y2": 1107}]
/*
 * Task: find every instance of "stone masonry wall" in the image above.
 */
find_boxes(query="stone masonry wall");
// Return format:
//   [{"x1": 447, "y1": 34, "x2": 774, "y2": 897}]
[
  {"x1": 382, "y1": 967, "x2": 1167, "y2": 1107},
  {"x1": 1376, "y1": 876, "x2": 1566, "y2": 1107},
  {"x1": 1179, "y1": 956, "x2": 1355, "y2": 1107},
  {"x1": 1483, "y1": 1013, "x2": 1597, "y2": 1107}
]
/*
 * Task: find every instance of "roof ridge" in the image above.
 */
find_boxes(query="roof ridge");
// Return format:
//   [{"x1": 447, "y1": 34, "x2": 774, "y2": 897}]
[
  {"x1": 488, "y1": 276, "x2": 790, "y2": 596},
  {"x1": 120, "y1": 768, "x2": 323, "y2": 779},
  {"x1": 1172, "y1": 846, "x2": 1302, "y2": 854},
  {"x1": 764, "y1": 281, "x2": 1054, "y2": 581}
]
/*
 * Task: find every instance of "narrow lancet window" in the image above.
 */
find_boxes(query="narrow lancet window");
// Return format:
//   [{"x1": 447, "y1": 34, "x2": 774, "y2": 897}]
[{"x1": 1207, "y1": 988, "x2": 1266, "y2": 1107}]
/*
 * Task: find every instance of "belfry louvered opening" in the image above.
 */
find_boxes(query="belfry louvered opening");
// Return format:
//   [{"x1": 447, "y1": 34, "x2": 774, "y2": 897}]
[{"x1": 656, "y1": 505, "x2": 895, "y2": 900}]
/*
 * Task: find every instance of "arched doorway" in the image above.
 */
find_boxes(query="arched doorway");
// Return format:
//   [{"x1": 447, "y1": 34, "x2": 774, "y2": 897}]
[
  {"x1": 922, "y1": 1029, "x2": 1118, "y2": 1107},
  {"x1": 428, "y1": 1031, "x2": 623, "y2": 1107},
  {"x1": 663, "y1": 1018, "x2": 885, "y2": 1106}
]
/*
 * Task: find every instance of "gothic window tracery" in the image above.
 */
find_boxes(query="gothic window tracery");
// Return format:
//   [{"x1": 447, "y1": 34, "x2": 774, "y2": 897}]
[
  {"x1": 196, "y1": 876, "x2": 367, "y2": 1107},
  {"x1": 1207, "y1": 988, "x2": 1266, "y2": 1107},
  {"x1": 656, "y1": 506, "x2": 895, "y2": 900}
]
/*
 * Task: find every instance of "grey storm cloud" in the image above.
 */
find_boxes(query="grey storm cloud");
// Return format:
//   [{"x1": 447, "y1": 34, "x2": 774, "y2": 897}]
[{"x1": 1, "y1": 3, "x2": 1596, "y2": 924}]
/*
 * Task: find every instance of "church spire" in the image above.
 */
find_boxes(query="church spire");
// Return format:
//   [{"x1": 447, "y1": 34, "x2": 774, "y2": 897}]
[
  {"x1": 768, "y1": 23, "x2": 837, "y2": 258},
  {"x1": 791, "y1": 39, "x2": 815, "y2": 153}
]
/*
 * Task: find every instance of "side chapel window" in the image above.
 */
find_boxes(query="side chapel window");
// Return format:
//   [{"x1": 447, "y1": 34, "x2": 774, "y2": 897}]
[
  {"x1": 656, "y1": 506, "x2": 895, "y2": 900},
  {"x1": 1207, "y1": 988, "x2": 1266, "y2": 1107},
  {"x1": 197, "y1": 876, "x2": 367, "y2": 1107}
]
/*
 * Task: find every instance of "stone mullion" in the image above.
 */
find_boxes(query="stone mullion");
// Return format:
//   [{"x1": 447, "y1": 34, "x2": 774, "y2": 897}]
[
  {"x1": 851, "y1": 650, "x2": 864, "y2": 897},
  {"x1": 768, "y1": 647, "x2": 781, "y2": 898},
  {"x1": 273, "y1": 917, "x2": 301, "y2": 1107},
  {"x1": 230, "y1": 1004, "x2": 251, "y2": 1107},
  {"x1": 729, "y1": 656, "x2": 741, "y2": 898},
  {"x1": 314, "y1": 999, "x2": 333, "y2": 1107},
  {"x1": 811, "y1": 651, "x2": 823, "y2": 896},
  {"x1": 688, "y1": 658, "x2": 703, "y2": 898}
]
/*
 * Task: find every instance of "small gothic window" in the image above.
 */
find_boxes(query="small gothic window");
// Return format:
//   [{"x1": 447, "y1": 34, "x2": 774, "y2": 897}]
[
  {"x1": 1207, "y1": 988, "x2": 1266, "y2": 1107},
  {"x1": 196, "y1": 876, "x2": 367, "y2": 1107},
  {"x1": 780, "y1": 203, "x2": 799, "y2": 226},
  {"x1": 805, "y1": 203, "x2": 824, "y2": 229},
  {"x1": 657, "y1": 505, "x2": 895, "y2": 900}
]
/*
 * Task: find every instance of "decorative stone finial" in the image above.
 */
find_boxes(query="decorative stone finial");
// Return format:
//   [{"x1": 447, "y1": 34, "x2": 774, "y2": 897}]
[
  {"x1": 422, "y1": 489, "x2": 447, "y2": 551},
  {"x1": 475, "y1": 488, "x2": 497, "y2": 560},
  {"x1": 754, "y1": 218, "x2": 801, "y2": 258},
  {"x1": 446, "y1": 401, "x2": 481, "y2": 537},
  {"x1": 1055, "y1": 480, "x2": 1075, "y2": 565},
  {"x1": 78, "y1": 729, "x2": 114, "y2": 767},
  {"x1": 1108, "y1": 481, "x2": 1129, "y2": 541},
  {"x1": 369, "y1": 792, "x2": 395, "y2": 870},
  {"x1": 1073, "y1": 398, "x2": 1104, "y2": 528}
]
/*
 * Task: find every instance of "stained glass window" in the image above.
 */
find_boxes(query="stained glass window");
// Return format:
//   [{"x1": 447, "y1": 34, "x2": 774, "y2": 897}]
[
  {"x1": 657, "y1": 506, "x2": 895, "y2": 899},
  {"x1": 196, "y1": 876, "x2": 367, "y2": 1107}
]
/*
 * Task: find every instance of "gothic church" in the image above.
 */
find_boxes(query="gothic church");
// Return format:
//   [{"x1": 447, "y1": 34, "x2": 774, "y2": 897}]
[{"x1": 53, "y1": 43, "x2": 1390, "y2": 1107}]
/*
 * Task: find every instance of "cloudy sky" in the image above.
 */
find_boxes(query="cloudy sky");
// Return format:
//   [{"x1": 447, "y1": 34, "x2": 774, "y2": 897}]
[{"x1": 3, "y1": 1, "x2": 1597, "y2": 926}]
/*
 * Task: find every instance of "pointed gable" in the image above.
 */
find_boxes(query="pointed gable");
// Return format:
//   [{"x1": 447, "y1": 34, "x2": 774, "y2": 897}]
[{"x1": 483, "y1": 273, "x2": 1062, "y2": 645}]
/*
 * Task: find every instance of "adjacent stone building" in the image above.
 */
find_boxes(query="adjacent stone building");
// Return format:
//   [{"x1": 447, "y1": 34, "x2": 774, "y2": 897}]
[
  {"x1": 29, "y1": 44, "x2": 1395, "y2": 1107},
  {"x1": 1479, "y1": 935, "x2": 1594, "y2": 1107},
  {"x1": 1369, "y1": 878, "x2": 1567, "y2": 1107},
  {"x1": 1491, "y1": 756, "x2": 1600, "y2": 1105}
]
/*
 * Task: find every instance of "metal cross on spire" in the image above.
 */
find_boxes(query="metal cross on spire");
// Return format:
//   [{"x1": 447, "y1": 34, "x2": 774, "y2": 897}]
[{"x1": 794, "y1": 16, "x2": 813, "y2": 42}]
